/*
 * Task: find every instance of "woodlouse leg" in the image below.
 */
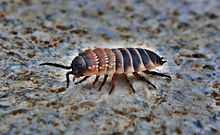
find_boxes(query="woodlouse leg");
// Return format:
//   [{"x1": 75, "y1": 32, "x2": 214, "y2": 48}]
[
  {"x1": 109, "y1": 74, "x2": 117, "y2": 94},
  {"x1": 72, "y1": 76, "x2": 75, "y2": 82},
  {"x1": 144, "y1": 71, "x2": 171, "y2": 80},
  {"x1": 98, "y1": 75, "x2": 108, "y2": 91},
  {"x1": 123, "y1": 74, "x2": 136, "y2": 93},
  {"x1": 133, "y1": 72, "x2": 157, "y2": 89},
  {"x1": 75, "y1": 76, "x2": 90, "y2": 85},
  {"x1": 66, "y1": 71, "x2": 72, "y2": 88},
  {"x1": 93, "y1": 76, "x2": 100, "y2": 85}
]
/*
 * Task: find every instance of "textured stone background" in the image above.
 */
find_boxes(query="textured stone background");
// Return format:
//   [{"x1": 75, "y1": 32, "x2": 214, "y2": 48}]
[{"x1": 0, "y1": 0, "x2": 220, "y2": 134}]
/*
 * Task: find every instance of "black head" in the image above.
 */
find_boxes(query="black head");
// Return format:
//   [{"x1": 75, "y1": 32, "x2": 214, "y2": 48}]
[
  {"x1": 71, "y1": 56, "x2": 87, "y2": 77},
  {"x1": 40, "y1": 56, "x2": 87, "y2": 88}
]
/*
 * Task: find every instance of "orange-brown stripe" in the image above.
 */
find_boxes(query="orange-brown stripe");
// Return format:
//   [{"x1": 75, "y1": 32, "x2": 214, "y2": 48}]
[
  {"x1": 104, "y1": 48, "x2": 116, "y2": 74},
  {"x1": 93, "y1": 48, "x2": 108, "y2": 74}
]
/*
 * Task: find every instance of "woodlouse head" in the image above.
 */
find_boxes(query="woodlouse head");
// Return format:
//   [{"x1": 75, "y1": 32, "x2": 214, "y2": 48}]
[
  {"x1": 71, "y1": 56, "x2": 87, "y2": 77},
  {"x1": 40, "y1": 56, "x2": 87, "y2": 88}
]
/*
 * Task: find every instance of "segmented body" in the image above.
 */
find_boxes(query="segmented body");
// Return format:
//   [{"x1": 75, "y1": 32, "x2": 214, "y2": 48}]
[
  {"x1": 79, "y1": 48, "x2": 161, "y2": 76},
  {"x1": 40, "y1": 48, "x2": 171, "y2": 94}
]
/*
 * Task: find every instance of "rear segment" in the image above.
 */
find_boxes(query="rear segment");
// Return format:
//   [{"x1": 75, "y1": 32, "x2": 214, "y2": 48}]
[
  {"x1": 144, "y1": 49, "x2": 166, "y2": 66},
  {"x1": 112, "y1": 48, "x2": 164, "y2": 74}
]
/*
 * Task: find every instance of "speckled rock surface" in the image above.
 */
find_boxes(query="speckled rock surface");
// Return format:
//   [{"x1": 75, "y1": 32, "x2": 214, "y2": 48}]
[{"x1": 0, "y1": 0, "x2": 220, "y2": 134}]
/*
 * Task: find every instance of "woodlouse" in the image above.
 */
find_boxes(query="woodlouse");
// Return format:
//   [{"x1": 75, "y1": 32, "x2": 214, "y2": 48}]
[{"x1": 40, "y1": 48, "x2": 171, "y2": 94}]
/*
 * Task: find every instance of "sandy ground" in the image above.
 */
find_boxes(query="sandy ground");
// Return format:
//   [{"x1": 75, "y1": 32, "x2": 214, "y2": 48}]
[{"x1": 0, "y1": 0, "x2": 220, "y2": 134}]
